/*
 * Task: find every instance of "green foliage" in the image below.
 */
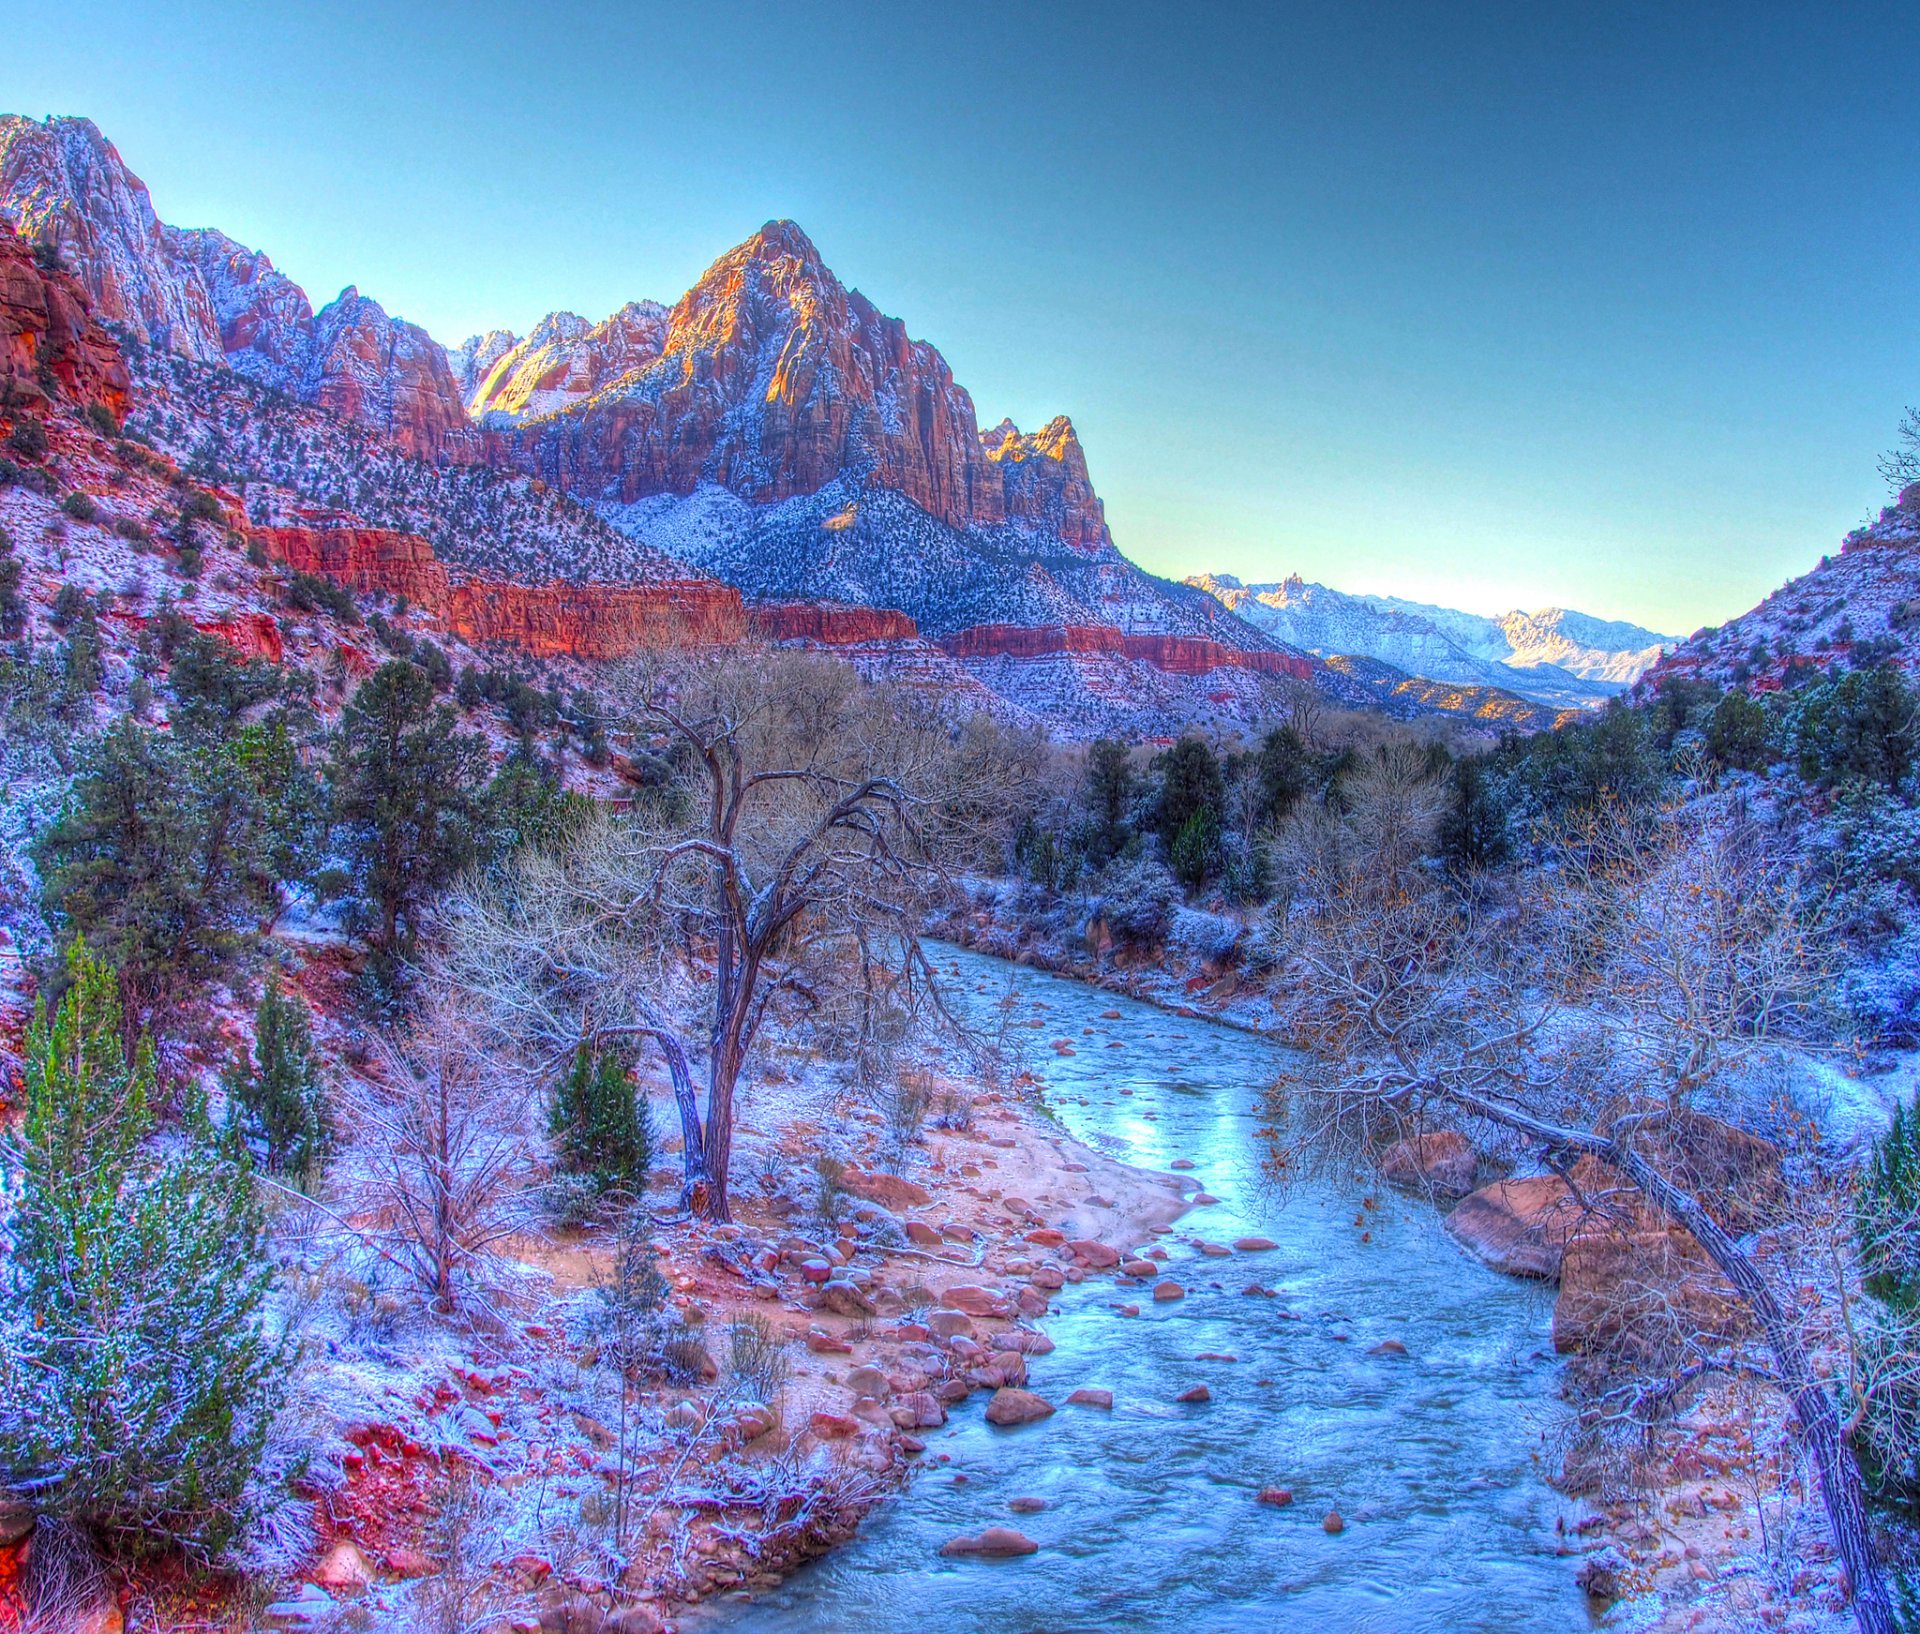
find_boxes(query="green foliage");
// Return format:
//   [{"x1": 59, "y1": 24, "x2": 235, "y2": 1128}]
[
  {"x1": 1255, "y1": 725, "x2": 1310, "y2": 824},
  {"x1": 0, "y1": 523, "x2": 24, "y2": 639},
  {"x1": 1170, "y1": 803, "x2": 1221, "y2": 890},
  {"x1": 284, "y1": 570, "x2": 360, "y2": 625},
  {"x1": 1704, "y1": 690, "x2": 1776, "y2": 773},
  {"x1": 8, "y1": 417, "x2": 47, "y2": 461},
  {"x1": 1854, "y1": 1097, "x2": 1920, "y2": 1504},
  {"x1": 327, "y1": 659, "x2": 488, "y2": 955},
  {"x1": 1081, "y1": 738, "x2": 1134, "y2": 867},
  {"x1": 167, "y1": 631, "x2": 283, "y2": 733},
  {"x1": 60, "y1": 490, "x2": 98, "y2": 522},
  {"x1": 1493, "y1": 700, "x2": 1665, "y2": 819},
  {"x1": 1788, "y1": 665, "x2": 1916, "y2": 793},
  {"x1": 0, "y1": 941, "x2": 282, "y2": 1559},
  {"x1": 482, "y1": 754, "x2": 593, "y2": 860},
  {"x1": 226, "y1": 973, "x2": 330, "y2": 1175},
  {"x1": 1439, "y1": 754, "x2": 1512, "y2": 872},
  {"x1": 35, "y1": 718, "x2": 316, "y2": 1035},
  {"x1": 1154, "y1": 735, "x2": 1225, "y2": 854},
  {"x1": 59, "y1": 601, "x2": 103, "y2": 713},
  {"x1": 550, "y1": 1043, "x2": 653, "y2": 1202},
  {"x1": 85, "y1": 402, "x2": 120, "y2": 439}
]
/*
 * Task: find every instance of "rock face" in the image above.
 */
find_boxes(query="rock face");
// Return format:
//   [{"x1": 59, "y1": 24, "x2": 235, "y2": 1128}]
[
  {"x1": 0, "y1": 219, "x2": 129, "y2": 417},
  {"x1": 461, "y1": 303, "x2": 671, "y2": 421},
  {"x1": 256, "y1": 526, "x2": 745, "y2": 657},
  {"x1": 936, "y1": 623, "x2": 1312, "y2": 680},
  {"x1": 748, "y1": 602, "x2": 918, "y2": 644},
  {"x1": 0, "y1": 116, "x2": 473, "y2": 461}
]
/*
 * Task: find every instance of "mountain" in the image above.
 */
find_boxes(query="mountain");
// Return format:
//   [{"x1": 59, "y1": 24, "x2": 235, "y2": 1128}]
[
  {"x1": 0, "y1": 115, "x2": 474, "y2": 461},
  {"x1": 1643, "y1": 487, "x2": 1920, "y2": 693},
  {"x1": 1187, "y1": 572, "x2": 1671, "y2": 708},
  {"x1": 5, "y1": 112, "x2": 1611, "y2": 739}
]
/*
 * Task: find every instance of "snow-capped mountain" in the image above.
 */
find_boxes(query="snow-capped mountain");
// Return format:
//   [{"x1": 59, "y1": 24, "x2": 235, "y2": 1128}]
[
  {"x1": 0, "y1": 115, "x2": 474, "y2": 461},
  {"x1": 1187, "y1": 573, "x2": 1671, "y2": 708}
]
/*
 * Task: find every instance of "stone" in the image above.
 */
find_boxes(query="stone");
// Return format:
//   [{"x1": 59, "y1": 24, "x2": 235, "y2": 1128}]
[
  {"x1": 841, "y1": 1167, "x2": 933, "y2": 1211},
  {"x1": 1444, "y1": 1176, "x2": 1583, "y2": 1278},
  {"x1": 1576, "y1": 1545, "x2": 1630, "y2": 1599},
  {"x1": 942, "y1": 1285, "x2": 1008, "y2": 1317},
  {"x1": 1176, "y1": 1384, "x2": 1211, "y2": 1403},
  {"x1": 926, "y1": 1309, "x2": 976, "y2": 1339},
  {"x1": 1257, "y1": 1487, "x2": 1293, "y2": 1507},
  {"x1": 939, "y1": 1527, "x2": 1039, "y2": 1558},
  {"x1": 1232, "y1": 1237, "x2": 1278, "y2": 1252},
  {"x1": 1120, "y1": 1258, "x2": 1157, "y2": 1277},
  {"x1": 1008, "y1": 1496, "x2": 1048, "y2": 1514},
  {"x1": 799, "y1": 1256, "x2": 834, "y2": 1283},
  {"x1": 1067, "y1": 1239, "x2": 1120, "y2": 1268},
  {"x1": 819, "y1": 1280, "x2": 877, "y2": 1318},
  {"x1": 1380, "y1": 1131, "x2": 1480, "y2": 1199},
  {"x1": 845, "y1": 1365, "x2": 890, "y2": 1398},
  {"x1": 984, "y1": 1388, "x2": 1055, "y2": 1427},
  {"x1": 1066, "y1": 1387, "x2": 1113, "y2": 1409},
  {"x1": 1368, "y1": 1339, "x2": 1408, "y2": 1357},
  {"x1": 1152, "y1": 1280, "x2": 1186, "y2": 1301},
  {"x1": 808, "y1": 1412, "x2": 860, "y2": 1439},
  {"x1": 0, "y1": 1495, "x2": 33, "y2": 1546},
  {"x1": 890, "y1": 1391, "x2": 947, "y2": 1429},
  {"x1": 310, "y1": 1539, "x2": 373, "y2": 1595},
  {"x1": 1197, "y1": 1242, "x2": 1232, "y2": 1257},
  {"x1": 904, "y1": 1220, "x2": 943, "y2": 1246},
  {"x1": 1322, "y1": 1512, "x2": 1345, "y2": 1534}
]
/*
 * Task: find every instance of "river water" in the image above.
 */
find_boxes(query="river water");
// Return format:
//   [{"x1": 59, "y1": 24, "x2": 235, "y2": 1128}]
[{"x1": 709, "y1": 943, "x2": 1602, "y2": 1633}]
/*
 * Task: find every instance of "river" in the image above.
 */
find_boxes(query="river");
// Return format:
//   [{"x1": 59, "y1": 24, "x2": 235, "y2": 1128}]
[{"x1": 705, "y1": 942, "x2": 1603, "y2": 1633}]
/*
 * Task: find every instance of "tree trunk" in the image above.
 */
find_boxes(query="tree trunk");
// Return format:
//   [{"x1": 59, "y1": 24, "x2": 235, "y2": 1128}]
[{"x1": 1613, "y1": 1147, "x2": 1895, "y2": 1634}]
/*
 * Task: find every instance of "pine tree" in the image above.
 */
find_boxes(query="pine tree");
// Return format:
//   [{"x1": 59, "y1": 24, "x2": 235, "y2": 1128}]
[
  {"x1": 326, "y1": 659, "x2": 488, "y2": 956},
  {"x1": 0, "y1": 941, "x2": 283, "y2": 1559},
  {"x1": 550, "y1": 1042, "x2": 653, "y2": 1202},
  {"x1": 0, "y1": 522, "x2": 25, "y2": 640},
  {"x1": 227, "y1": 973, "x2": 330, "y2": 1175}
]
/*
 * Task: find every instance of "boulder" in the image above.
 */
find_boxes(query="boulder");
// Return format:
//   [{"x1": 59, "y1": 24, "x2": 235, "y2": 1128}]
[
  {"x1": 939, "y1": 1527, "x2": 1038, "y2": 1558},
  {"x1": 842, "y1": 1167, "x2": 932, "y2": 1211},
  {"x1": 942, "y1": 1285, "x2": 1008, "y2": 1318},
  {"x1": 1067, "y1": 1239, "x2": 1120, "y2": 1268},
  {"x1": 1322, "y1": 1512, "x2": 1345, "y2": 1535},
  {"x1": 1176, "y1": 1384, "x2": 1211, "y2": 1403},
  {"x1": 926, "y1": 1309, "x2": 976, "y2": 1339},
  {"x1": 1152, "y1": 1280, "x2": 1186, "y2": 1301},
  {"x1": 1066, "y1": 1387, "x2": 1113, "y2": 1409},
  {"x1": 1232, "y1": 1236, "x2": 1278, "y2": 1252},
  {"x1": 1380, "y1": 1131, "x2": 1479, "y2": 1199},
  {"x1": 889, "y1": 1391, "x2": 947, "y2": 1429},
  {"x1": 845, "y1": 1365, "x2": 890, "y2": 1398},
  {"x1": 984, "y1": 1388, "x2": 1055, "y2": 1426},
  {"x1": 310, "y1": 1540, "x2": 373, "y2": 1595},
  {"x1": 1444, "y1": 1176, "x2": 1584, "y2": 1278},
  {"x1": 904, "y1": 1220, "x2": 943, "y2": 1246},
  {"x1": 1256, "y1": 1487, "x2": 1293, "y2": 1507},
  {"x1": 808, "y1": 1411, "x2": 860, "y2": 1439}
]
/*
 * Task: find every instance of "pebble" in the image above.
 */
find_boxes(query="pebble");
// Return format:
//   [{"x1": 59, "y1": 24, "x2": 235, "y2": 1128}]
[{"x1": 1323, "y1": 1512, "x2": 1346, "y2": 1534}]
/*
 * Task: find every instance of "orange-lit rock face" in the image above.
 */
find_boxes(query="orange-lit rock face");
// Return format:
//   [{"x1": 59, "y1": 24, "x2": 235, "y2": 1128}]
[
  {"x1": 937, "y1": 623, "x2": 1312, "y2": 680},
  {"x1": 980, "y1": 415, "x2": 1111, "y2": 553},
  {"x1": 0, "y1": 220, "x2": 130, "y2": 418},
  {"x1": 748, "y1": 602, "x2": 918, "y2": 644},
  {"x1": 255, "y1": 525, "x2": 744, "y2": 658}
]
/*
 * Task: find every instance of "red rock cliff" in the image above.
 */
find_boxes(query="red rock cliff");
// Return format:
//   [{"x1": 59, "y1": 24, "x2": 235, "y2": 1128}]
[
  {"x1": 255, "y1": 525, "x2": 744, "y2": 658},
  {"x1": 937, "y1": 623, "x2": 1312, "y2": 680},
  {"x1": 748, "y1": 603, "x2": 918, "y2": 644},
  {"x1": 0, "y1": 220, "x2": 130, "y2": 418}
]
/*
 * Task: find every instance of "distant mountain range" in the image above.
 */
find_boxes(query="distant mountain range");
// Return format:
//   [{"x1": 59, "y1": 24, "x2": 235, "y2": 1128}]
[
  {"x1": 0, "y1": 112, "x2": 1669, "y2": 738},
  {"x1": 1185, "y1": 574, "x2": 1672, "y2": 709}
]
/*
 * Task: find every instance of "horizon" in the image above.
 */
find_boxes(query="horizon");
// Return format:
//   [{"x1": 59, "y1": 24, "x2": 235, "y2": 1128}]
[{"x1": 6, "y1": 0, "x2": 1917, "y2": 635}]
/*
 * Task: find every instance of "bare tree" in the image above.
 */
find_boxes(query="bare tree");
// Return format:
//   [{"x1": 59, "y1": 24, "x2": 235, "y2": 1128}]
[
  {"x1": 1878, "y1": 405, "x2": 1920, "y2": 495},
  {"x1": 1262, "y1": 805, "x2": 1892, "y2": 1633},
  {"x1": 445, "y1": 650, "x2": 1032, "y2": 1221},
  {"x1": 340, "y1": 994, "x2": 537, "y2": 1314}
]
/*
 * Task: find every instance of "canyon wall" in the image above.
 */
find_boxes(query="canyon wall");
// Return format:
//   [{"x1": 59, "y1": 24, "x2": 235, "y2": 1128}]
[{"x1": 937, "y1": 623, "x2": 1314, "y2": 680}]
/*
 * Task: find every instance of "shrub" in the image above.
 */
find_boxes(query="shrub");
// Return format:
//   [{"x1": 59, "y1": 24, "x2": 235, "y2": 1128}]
[
  {"x1": 0, "y1": 941, "x2": 283, "y2": 1559},
  {"x1": 226, "y1": 973, "x2": 330, "y2": 1176},
  {"x1": 8, "y1": 418, "x2": 48, "y2": 461},
  {"x1": 548, "y1": 1043, "x2": 652, "y2": 1202},
  {"x1": 60, "y1": 491, "x2": 98, "y2": 523}
]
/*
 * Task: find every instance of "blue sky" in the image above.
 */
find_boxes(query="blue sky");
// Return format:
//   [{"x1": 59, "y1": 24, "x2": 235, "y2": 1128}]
[{"x1": 7, "y1": 0, "x2": 1917, "y2": 633}]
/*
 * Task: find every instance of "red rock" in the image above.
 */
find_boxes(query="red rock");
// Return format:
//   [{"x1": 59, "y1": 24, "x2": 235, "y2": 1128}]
[
  {"x1": 941, "y1": 1285, "x2": 1008, "y2": 1318},
  {"x1": 0, "y1": 219, "x2": 130, "y2": 418},
  {"x1": 1007, "y1": 1496, "x2": 1048, "y2": 1514},
  {"x1": 939, "y1": 1526, "x2": 1039, "y2": 1558},
  {"x1": 1067, "y1": 1239, "x2": 1120, "y2": 1268},
  {"x1": 984, "y1": 1388, "x2": 1054, "y2": 1427},
  {"x1": 1232, "y1": 1237, "x2": 1278, "y2": 1252},
  {"x1": 1176, "y1": 1384, "x2": 1211, "y2": 1403},
  {"x1": 749, "y1": 602, "x2": 917, "y2": 644},
  {"x1": 1257, "y1": 1487, "x2": 1294, "y2": 1507},
  {"x1": 1380, "y1": 1131, "x2": 1479, "y2": 1199},
  {"x1": 1152, "y1": 1281, "x2": 1186, "y2": 1301},
  {"x1": 808, "y1": 1412, "x2": 860, "y2": 1439},
  {"x1": 1066, "y1": 1387, "x2": 1113, "y2": 1409},
  {"x1": 1444, "y1": 1176, "x2": 1583, "y2": 1279},
  {"x1": 840, "y1": 1167, "x2": 932, "y2": 1211},
  {"x1": 1323, "y1": 1512, "x2": 1346, "y2": 1534},
  {"x1": 936, "y1": 623, "x2": 1311, "y2": 682}
]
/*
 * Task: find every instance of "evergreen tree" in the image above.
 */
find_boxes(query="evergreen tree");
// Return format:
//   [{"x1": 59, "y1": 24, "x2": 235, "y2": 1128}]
[
  {"x1": 0, "y1": 522, "x2": 25, "y2": 640},
  {"x1": 1082, "y1": 739, "x2": 1135, "y2": 866},
  {"x1": 1705, "y1": 690, "x2": 1775, "y2": 773},
  {"x1": 550, "y1": 1042, "x2": 653, "y2": 1201},
  {"x1": 1439, "y1": 755, "x2": 1512, "y2": 872},
  {"x1": 327, "y1": 659, "x2": 488, "y2": 955},
  {"x1": 1170, "y1": 803, "x2": 1221, "y2": 891},
  {"x1": 1789, "y1": 665, "x2": 1917, "y2": 792},
  {"x1": 1154, "y1": 735, "x2": 1225, "y2": 852},
  {"x1": 227, "y1": 973, "x2": 330, "y2": 1175},
  {"x1": 0, "y1": 941, "x2": 282, "y2": 1558},
  {"x1": 1255, "y1": 725, "x2": 1310, "y2": 823}
]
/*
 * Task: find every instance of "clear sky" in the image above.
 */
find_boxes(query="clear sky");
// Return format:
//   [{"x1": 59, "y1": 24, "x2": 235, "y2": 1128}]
[{"x1": 7, "y1": 0, "x2": 1917, "y2": 634}]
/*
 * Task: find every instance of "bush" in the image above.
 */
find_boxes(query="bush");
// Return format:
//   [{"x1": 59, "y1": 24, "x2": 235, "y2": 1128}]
[
  {"x1": 60, "y1": 490, "x2": 98, "y2": 523},
  {"x1": 1094, "y1": 855, "x2": 1178, "y2": 946},
  {"x1": 8, "y1": 418, "x2": 48, "y2": 461},
  {"x1": 0, "y1": 941, "x2": 283, "y2": 1559},
  {"x1": 226, "y1": 973, "x2": 330, "y2": 1176},
  {"x1": 84, "y1": 403, "x2": 120, "y2": 438},
  {"x1": 285, "y1": 570, "x2": 360, "y2": 625},
  {"x1": 548, "y1": 1043, "x2": 652, "y2": 1202}
]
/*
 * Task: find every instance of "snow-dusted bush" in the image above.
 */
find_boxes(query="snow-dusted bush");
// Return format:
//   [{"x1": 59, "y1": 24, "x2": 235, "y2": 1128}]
[
  {"x1": 1091, "y1": 855, "x2": 1178, "y2": 946},
  {"x1": 1167, "y1": 904, "x2": 1243, "y2": 966}
]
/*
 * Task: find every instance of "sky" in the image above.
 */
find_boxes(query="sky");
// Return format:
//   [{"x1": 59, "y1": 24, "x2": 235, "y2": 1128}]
[{"x1": 6, "y1": 0, "x2": 1918, "y2": 634}]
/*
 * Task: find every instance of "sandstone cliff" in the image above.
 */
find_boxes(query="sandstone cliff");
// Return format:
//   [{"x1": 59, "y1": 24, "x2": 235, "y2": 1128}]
[{"x1": 0, "y1": 219, "x2": 130, "y2": 417}]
